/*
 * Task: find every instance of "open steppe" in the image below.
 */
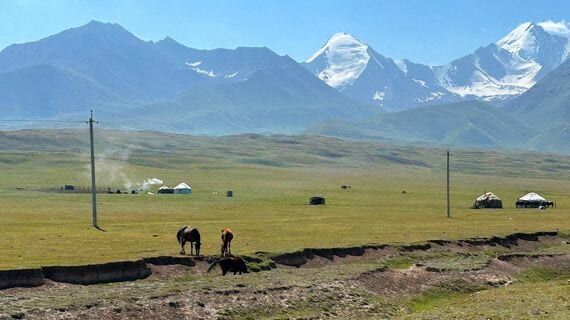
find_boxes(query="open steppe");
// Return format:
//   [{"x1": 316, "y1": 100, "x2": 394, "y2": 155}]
[{"x1": 0, "y1": 129, "x2": 568, "y2": 319}]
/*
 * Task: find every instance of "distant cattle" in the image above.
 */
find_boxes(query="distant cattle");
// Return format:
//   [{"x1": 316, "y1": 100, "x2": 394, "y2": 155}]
[
  {"x1": 402, "y1": 190, "x2": 406, "y2": 195},
  {"x1": 341, "y1": 185, "x2": 352, "y2": 190}
]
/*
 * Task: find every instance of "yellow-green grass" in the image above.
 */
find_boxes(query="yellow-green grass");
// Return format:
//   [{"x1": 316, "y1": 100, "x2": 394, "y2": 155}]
[
  {"x1": 403, "y1": 279, "x2": 570, "y2": 319},
  {"x1": 0, "y1": 130, "x2": 569, "y2": 269}
]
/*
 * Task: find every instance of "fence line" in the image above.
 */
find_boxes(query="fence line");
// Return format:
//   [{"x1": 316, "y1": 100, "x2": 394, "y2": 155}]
[{"x1": 18, "y1": 185, "x2": 133, "y2": 194}]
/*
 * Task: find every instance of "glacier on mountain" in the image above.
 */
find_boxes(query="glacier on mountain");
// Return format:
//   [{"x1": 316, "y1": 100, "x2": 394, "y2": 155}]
[
  {"x1": 437, "y1": 21, "x2": 569, "y2": 100},
  {"x1": 303, "y1": 33, "x2": 455, "y2": 110},
  {"x1": 306, "y1": 32, "x2": 370, "y2": 89},
  {"x1": 304, "y1": 21, "x2": 570, "y2": 109}
]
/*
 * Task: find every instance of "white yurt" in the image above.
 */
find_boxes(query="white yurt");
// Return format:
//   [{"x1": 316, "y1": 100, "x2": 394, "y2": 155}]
[
  {"x1": 173, "y1": 182, "x2": 192, "y2": 194},
  {"x1": 515, "y1": 192, "x2": 553, "y2": 208}
]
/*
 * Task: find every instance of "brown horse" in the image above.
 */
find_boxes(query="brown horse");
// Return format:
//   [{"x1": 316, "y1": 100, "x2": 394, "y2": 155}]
[
  {"x1": 177, "y1": 226, "x2": 201, "y2": 256},
  {"x1": 220, "y1": 228, "x2": 234, "y2": 257}
]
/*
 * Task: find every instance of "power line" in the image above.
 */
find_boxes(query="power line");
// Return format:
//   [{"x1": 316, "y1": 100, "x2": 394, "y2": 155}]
[
  {"x1": 0, "y1": 119, "x2": 85, "y2": 123},
  {"x1": 95, "y1": 110, "x2": 179, "y2": 128}
]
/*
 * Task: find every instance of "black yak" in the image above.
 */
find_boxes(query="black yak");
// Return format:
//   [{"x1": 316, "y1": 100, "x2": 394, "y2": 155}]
[{"x1": 207, "y1": 257, "x2": 248, "y2": 275}]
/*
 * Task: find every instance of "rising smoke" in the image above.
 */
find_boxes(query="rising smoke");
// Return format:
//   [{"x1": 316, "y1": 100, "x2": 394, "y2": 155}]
[
  {"x1": 80, "y1": 135, "x2": 164, "y2": 192},
  {"x1": 127, "y1": 177, "x2": 164, "y2": 191}
]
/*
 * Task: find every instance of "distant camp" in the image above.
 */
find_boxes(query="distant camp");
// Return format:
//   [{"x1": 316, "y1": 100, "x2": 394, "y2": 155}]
[
  {"x1": 472, "y1": 192, "x2": 503, "y2": 209},
  {"x1": 157, "y1": 182, "x2": 192, "y2": 194}
]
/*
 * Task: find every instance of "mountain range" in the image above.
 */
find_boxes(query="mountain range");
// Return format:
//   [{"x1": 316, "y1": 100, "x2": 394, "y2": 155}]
[
  {"x1": 0, "y1": 21, "x2": 374, "y2": 133},
  {"x1": 307, "y1": 56, "x2": 570, "y2": 153},
  {"x1": 0, "y1": 20, "x2": 569, "y2": 152},
  {"x1": 303, "y1": 22, "x2": 570, "y2": 111}
]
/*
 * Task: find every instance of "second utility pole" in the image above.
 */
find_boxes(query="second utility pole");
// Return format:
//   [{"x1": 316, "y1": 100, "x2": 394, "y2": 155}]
[
  {"x1": 446, "y1": 149, "x2": 451, "y2": 218},
  {"x1": 89, "y1": 110, "x2": 98, "y2": 228}
]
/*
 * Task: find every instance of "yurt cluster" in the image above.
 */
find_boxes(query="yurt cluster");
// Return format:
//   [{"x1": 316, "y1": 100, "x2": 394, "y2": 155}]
[
  {"x1": 157, "y1": 182, "x2": 192, "y2": 194},
  {"x1": 472, "y1": 192, "x2": 555, "y2": 209}
]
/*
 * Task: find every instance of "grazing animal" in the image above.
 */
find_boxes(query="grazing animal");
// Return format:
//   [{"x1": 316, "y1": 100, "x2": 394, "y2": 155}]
[
  {"x1": 402, "y1": 190, "x2": 406, "y2": 195},
  {"x1": 221, "y1": 228, "x2": 234, "y2": 257},
  {"x1": 341, "y1": 185, "x2": 352, "y2": 190},
  {"x1": 207, "y1": 257, "x2": 249, "y2": 275},
  {"x1": 177, "y1": 226, "x2": 201, "y2": 256}
]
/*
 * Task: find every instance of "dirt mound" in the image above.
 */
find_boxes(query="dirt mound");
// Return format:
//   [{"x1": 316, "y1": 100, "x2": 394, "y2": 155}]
[
  {"x1": 42, "y1": 260, "x2": 151, "y2": 285},
  {"x1": 356, "y1": 250, "x2": 570, "y2": 297},
  {"x1": 457, "y1": 231, "x2": 559, "y2": 248},
  {"x1": 356, "y1": 266, "x2": 455, "y2": 296},
  {"x1": 0, "y1": 268, "x2": 44, "y2": 290},
  {"x1": 270, "y1": 231, "x2": 560, "y2": 268},
  {"x1": 497, "y1": 253, "x2": 570, "y2": 269},
  {"x1": 1, "y1": 260, "x2": 151, "y2": 289}
]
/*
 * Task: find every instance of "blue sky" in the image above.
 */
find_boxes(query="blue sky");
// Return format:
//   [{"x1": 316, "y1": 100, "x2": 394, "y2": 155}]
[{"x1": 0, "y1": 0, "x2": 568, "y2": 65}]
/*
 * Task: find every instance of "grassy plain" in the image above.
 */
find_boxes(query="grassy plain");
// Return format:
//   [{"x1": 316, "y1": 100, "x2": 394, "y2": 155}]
[{"x1": 0, "y1": 129, "x2": 569, "y2": 269}]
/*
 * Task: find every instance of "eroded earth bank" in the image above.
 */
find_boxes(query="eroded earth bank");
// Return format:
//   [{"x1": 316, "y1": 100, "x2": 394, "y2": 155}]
[{"x1": 1, "y1": 232, "x2": 569, "y2": 319}]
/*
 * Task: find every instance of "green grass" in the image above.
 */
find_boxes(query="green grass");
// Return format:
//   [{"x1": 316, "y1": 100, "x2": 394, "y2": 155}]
[
  {"x1": 404, "y1": 279, "x2": 570, "y2": 319},
  {"x1": 519, "y1": 266, "x2": 570, "y2": 282},
  {"x1": 381, "y1": 256, "x2": 417, "y2": 270},
  {"x1": 410, "y1": 279, "x2": 487, "y2": 312},
  {"x1": 1, "y1": 129, "x2": 569, "y2": 269}
]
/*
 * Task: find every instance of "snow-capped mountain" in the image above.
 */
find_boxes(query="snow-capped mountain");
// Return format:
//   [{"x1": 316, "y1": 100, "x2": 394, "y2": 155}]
[
  {"x1": 304, "y1": 33, "x2": 370, "y2": 89},
  {"x1": 304, "y1": 22, "x2": 570, "y2": 109},
  {"x1": 434, "y1": 21, "x2": 570, "y2": 101},
  {"x1": 302, "y1": 33, "x2": 458, "y2": 111}
]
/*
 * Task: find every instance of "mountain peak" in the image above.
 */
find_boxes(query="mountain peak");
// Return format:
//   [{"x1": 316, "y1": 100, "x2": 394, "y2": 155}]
[
  {"x1": 327, "y1": 32, "x2": 365, "y2": 45},
  {"x1": 157, "y1": 36, "x2": 182, "y2": 46},
  {"x1": 305, "y1": 32, "x2": 370, "y2": 89},
  {"x1": 496, "y1": 22, "x2": 550, "y2": 56},
  {"x1": 306, "y1": 32, "x2": 367, "y2": 63},
  {"x1": 85, "y1": 19, "x2": 108, "y2": 26},
  {"x1": 55, "y1": 20, "x2": 145, "y2": 45},
  {"x1": 80, "y1": 20, "x2": 124, "y2": 32}
]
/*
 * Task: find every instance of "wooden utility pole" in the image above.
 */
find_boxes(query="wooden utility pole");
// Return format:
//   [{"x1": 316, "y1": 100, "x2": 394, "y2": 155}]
[
  {"x1": 88, "y1": 110, "x2": 98, "y2": 228},
  {"x1": 446, "y1": 149, "x2": 451, "y2": 218}
]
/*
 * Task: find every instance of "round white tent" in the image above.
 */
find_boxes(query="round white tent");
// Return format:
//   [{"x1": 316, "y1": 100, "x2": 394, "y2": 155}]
[
  {"x1": 174, "y1": 182, "x2": 192, "y2": 194},
  {"x1": 515, "y1": 192, "x2": 553, "y2": 208}
]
